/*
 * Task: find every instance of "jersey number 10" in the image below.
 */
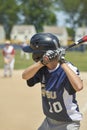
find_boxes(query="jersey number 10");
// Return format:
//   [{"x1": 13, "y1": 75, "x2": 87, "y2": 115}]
[{"x1": 49, "y1": 101, "x2": 63, "y2": 113}]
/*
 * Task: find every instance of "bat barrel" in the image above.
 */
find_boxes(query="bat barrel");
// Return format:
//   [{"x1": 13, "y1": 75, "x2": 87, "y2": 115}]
[{"x1": 65, "y1": 35, "x2": 87, "y2": 51}]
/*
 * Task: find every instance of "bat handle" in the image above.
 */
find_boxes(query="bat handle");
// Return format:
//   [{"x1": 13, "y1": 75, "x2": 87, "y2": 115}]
[{"x1": 65, "y1": 43, "x2": 76, "y2": 51}]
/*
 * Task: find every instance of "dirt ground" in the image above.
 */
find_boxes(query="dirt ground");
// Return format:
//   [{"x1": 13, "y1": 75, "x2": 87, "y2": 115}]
[{"x1": 0, "y1": 69, "x2": 87, "y2": 130}]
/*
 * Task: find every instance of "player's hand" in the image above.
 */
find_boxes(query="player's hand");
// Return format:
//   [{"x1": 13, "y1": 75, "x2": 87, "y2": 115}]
[
  {"x1": 4, "y1": 58, "x2": 10, "y2": 64},
  {"x1": 40, "y1": 50, "x2": 58, "y2": 65},
  {"x1": 56, "y1": 48, "x2": 66, "y2": 64}
]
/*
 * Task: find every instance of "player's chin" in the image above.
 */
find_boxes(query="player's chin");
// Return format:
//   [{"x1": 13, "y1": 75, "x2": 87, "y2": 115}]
[{"x1": 46, "y1": 60, "x2": 58, "y2": 70}]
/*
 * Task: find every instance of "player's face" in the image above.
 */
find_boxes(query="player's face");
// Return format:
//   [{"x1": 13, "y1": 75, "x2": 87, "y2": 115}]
[
  {"x1": 5, "y1": 44, "x2": 9, "y2": 48},
  {"x1": 46, "y1": 60, "x2": 58, "y2": 70}
]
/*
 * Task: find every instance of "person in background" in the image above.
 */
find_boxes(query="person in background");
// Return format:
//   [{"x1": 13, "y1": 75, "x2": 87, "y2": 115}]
[
  {"x1": 20, "y1": 40, "x2": 30, "y2": 60},
  {"x1": 22, "y1": 33, "x2": 83, "y2": 130},
  {"x1": 2, "y1": 40, "x2": 15, "y2": 77}
]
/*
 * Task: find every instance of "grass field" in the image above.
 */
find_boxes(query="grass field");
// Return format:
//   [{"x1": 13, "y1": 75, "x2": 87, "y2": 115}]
[
  {"x1": 66, "y1": 50, "x2": 87, "y2": 71},
  {"x1": 0, "y1": 49, "x2": 87, "y2": 71}
]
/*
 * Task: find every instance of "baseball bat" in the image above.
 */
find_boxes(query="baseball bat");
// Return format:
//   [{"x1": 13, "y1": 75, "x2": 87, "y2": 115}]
[{"x1": 65, "y1": 35, "x2": 87, "y2": 51}]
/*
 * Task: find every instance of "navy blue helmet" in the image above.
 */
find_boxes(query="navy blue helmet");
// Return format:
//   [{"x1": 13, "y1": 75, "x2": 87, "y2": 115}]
[{"x1": 23, "y1": 33, "x2": 60, "y2": 62}]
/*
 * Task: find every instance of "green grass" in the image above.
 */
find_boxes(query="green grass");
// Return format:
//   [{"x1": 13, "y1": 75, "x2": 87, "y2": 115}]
[
  {"x1": 65, "y1": 51, "x2": 87, "y2": 71},
  {"x1": 14, "y1": 50, "x2": 34, "y2": 69},
  {"x1": 0, "y1": 49, "x2": 87, "y2": 71}
]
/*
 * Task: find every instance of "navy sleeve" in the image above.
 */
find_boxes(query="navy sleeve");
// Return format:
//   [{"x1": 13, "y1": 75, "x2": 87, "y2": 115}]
[
  {"x1": 27, "y1": 75, "x2": 40, "y2": 87},
  {"x1": 26, "y1": 71, "x2": 41, "y2": 87},
  {"x1": 26, "y1": 66, "x2": 47, "y2": 87}
]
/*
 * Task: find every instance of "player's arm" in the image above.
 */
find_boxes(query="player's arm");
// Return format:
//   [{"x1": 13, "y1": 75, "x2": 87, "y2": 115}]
[
  {"x1": 22, "y1": 50, "x2": 58, "y2": 80},
  {"x1": 22, "y1": 61, "x2": 44, "y2": 80},
  {"x1": 61, "y1": 63, "x2": 83, "y2": 92},
  {"x1": 10, "y1": 48, "x2": 15, "y2": 58},
  {"x1": 2, "y1": 50, "x2": 6, "y2": 56},
  {"x1": 57, "y1": 48, "x2": 83, "y2": 92}
]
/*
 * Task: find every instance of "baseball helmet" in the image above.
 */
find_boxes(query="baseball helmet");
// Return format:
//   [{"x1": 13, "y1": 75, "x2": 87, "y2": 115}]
[{"x1": 23, "y1": 33, "x2": 60, "y2": 62}]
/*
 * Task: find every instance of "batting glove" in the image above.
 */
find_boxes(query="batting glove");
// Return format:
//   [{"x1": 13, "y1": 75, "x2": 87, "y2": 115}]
[
  {"x1": 40, "y1": 50, "x2": 58, "y2": 65},
  {"x1": 56, "y1": 48, "x2": 66, "y2": 64}
]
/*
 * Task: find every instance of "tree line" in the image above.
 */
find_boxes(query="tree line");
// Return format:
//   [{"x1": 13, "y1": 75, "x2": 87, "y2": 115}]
[{"x1": 0, "y1": 0, "x2": 87, "y2": 38}]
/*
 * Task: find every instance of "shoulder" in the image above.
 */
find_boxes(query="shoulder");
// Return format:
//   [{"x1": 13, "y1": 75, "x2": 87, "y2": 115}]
[
  {"x1": 37, "y1": 66, "x2": 48, "y2": 74},
  {"x1": 67, "y1": 62, "x2": 79, "y2": 75}
]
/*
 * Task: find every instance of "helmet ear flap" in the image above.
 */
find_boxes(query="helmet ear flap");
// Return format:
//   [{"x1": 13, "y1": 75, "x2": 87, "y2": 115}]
[{"x1": 32, "y1": 52, "x2": 44, "y2": 62}]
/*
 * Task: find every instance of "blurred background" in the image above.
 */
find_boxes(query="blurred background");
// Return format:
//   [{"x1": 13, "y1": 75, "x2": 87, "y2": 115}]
[
  {"x1": 0, "y1": 0, "x2": 87, "y2": 71},
  {"x1": 0, "y1": 1, "x2": 87, "y2": 130}
]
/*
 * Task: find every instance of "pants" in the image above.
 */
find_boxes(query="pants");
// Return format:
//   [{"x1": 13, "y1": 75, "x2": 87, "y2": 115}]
[
  {"x1": 38, "y1": 117, "x2": 80, "y2": 130},
  {"x1": 4, "y1": 59, "x2": 15, "y2": 77}
]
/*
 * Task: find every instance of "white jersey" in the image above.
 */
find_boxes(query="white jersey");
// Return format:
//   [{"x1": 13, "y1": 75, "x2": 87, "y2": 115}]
[{"x1": 3, "y1": 45, "x2": 15, "y2": 59}]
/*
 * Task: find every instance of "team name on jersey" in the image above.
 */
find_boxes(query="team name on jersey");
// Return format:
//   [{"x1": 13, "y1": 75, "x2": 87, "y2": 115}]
[{"x1": 41, "y1": 84, "x2": 57, "y2": 99}]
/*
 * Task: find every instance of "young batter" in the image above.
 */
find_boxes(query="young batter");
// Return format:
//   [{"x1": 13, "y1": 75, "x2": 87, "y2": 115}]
[{"x1": 22, "y1": 33, "x2": 83, "y2": 130}]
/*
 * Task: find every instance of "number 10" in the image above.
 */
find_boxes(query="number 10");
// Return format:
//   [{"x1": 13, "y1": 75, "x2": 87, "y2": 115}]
[{"x1": 49, "y1": 101, "x2": 63, "y2": 113}]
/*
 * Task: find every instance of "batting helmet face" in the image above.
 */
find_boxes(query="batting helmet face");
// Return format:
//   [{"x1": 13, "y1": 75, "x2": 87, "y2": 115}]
[
  {"x1": 23, "y1": 33, "x2": 60, "y2": 62},
  {"x1": 32, "y1": 52, "x2": 44, "y2": 62}
]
